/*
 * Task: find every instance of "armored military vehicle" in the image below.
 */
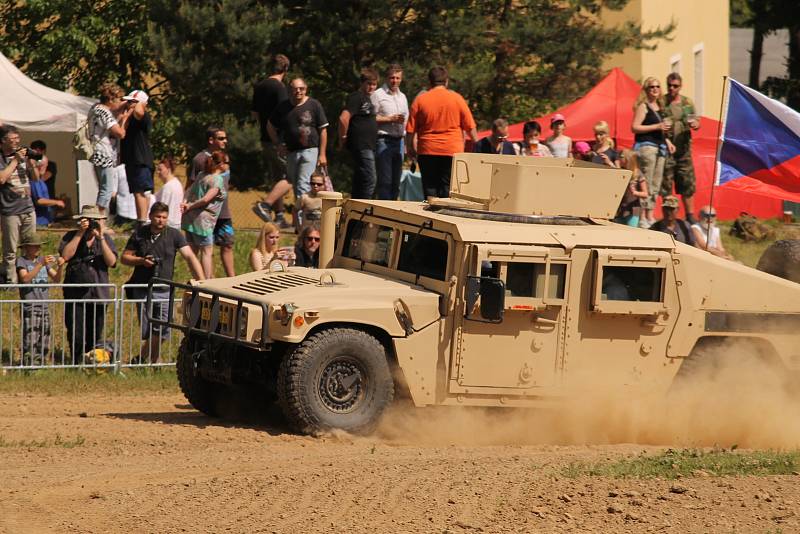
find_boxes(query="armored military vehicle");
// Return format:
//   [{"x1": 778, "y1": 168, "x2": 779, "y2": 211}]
[{"x1": 151, "y1": 154, "x2": 800, "y2": 435}]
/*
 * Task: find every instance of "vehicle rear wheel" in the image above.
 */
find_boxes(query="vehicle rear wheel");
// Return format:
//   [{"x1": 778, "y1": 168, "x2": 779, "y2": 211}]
[
  {"x1": 277, "y1": 328, "x2": 394, "y2": 435},
  {"x1": 176, "y1": 337, "x2": 218, "y2": 417}
]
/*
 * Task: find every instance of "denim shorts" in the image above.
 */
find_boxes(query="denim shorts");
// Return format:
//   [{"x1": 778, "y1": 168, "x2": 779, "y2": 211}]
[
  {"x1": 213, "y1": 218, "x2": 235, "y2": 247},
  {"x1": 185, "y1": 230, "x2": 214, "y2": 248},
  {"x1": 126, "y1": 164, "x2": 154, "y2": 194}
]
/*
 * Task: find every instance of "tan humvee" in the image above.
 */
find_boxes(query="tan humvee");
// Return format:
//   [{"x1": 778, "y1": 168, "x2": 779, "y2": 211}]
[{"x1": 153, "y1": 154, "x2": 800, "y2": 435}]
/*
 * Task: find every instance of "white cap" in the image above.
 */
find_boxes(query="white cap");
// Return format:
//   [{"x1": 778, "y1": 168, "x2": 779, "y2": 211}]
[{"x1": 123, "y1": 90, "x2": 149, "y2": 105}]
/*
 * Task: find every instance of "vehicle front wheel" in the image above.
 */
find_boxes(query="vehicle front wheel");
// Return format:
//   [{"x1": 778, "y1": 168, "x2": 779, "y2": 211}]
[
  {"x1": 277, "y1": 328, "x2": 394, "y2": 435},
  {"x1": 176, "y1": 337, "x2": 218, "y2": 417}
]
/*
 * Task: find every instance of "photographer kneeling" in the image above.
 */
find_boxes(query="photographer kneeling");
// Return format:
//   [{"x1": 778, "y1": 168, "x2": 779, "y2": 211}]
[
  {"x1": 60, "y1": 205, "x2": 118, "y2": 364},
  {"x1": 122, "y1": 202, "x2": 205, "y2": 363}
]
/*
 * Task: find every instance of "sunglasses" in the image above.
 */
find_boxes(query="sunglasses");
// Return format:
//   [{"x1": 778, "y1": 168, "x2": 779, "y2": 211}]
[
  {"x1": 495, "y1": 135, "x2": 508, "y2": 140},
  {"x1": 647, "y1": 85, "x2": 660, "y2": 89},
  {"x1": 668, "y1": 83, "x2": 681, "y2": 88},
  {"x1": 305, "y1": 236, "x2": 320, "y2": 242},
  {"x1": 215, "y1": 136, "x2": 227, "y2": 141},
  {"x1": 700, "y1": 212, "x2": 717, "y2": 218},
  {"x1": 310, "y1": 182, "x2": 324, "y2": 186}
]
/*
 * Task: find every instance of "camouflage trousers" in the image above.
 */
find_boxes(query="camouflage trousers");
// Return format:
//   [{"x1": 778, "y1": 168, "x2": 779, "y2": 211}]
[
  {"x1": 22, "y1": 302, "x2": 51, "y2": 366},
  {"x1": 661, "y1": 148, "x2": 696, "y2": 197}
]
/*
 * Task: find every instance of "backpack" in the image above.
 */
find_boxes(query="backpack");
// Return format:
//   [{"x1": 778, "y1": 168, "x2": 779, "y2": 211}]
[
  {"x1": 730, "y1": 212, "x2": 775, "y2": 242},
  {"x1": 73, "y1": 115, "x2": 93, "y2": 160}
]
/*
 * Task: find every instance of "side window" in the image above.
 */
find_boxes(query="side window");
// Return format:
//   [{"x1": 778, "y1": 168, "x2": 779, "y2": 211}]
[
  {"x1": 342, "y1": 219, "x2": 394, "y2": 267},
  {"x1": 600, "y1": 266, "x2": 663, "y2": 302},
  {"x1": 505, "y1": 262, "x2": 567, "y2": 299},
  {"x1": 397, "y1": 232, "x2": 448, "y2": 281}
]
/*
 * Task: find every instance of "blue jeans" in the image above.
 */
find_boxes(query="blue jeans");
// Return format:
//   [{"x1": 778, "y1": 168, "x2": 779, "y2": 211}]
[
  {"x1": 350, "y1": 148, "x2": 377, "y2": 199},
  {"x1": 95, "y1": 166, "x2": 115, "y2": 209},
  {"x1": 375, "y1": 137, "x2": 403, "y2": 200},
  {"x1": 287, "y1": 147, "x2": 319, "y2": 200}
]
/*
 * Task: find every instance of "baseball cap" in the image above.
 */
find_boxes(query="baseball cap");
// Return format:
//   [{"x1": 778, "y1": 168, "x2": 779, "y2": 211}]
[
  {"x1": 123, "y1": 90, "x2": 149, "y2": 104},
  {"x1": 550, "y1": 113, "x2": 565, "y2": 125},
  {"x1": 574, "y1": 141, "x2": 591, "y2": 155},
  {"x1": 662, "y1": 195, "x2": 680, "y2": 209}
]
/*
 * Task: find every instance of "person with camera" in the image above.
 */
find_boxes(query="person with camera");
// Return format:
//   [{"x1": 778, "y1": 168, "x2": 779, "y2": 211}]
[
  {"x1": 0, "y1": 125, "x2": 40, "y2": 284},
  {"x1": 59, "y1": 205, "x2": 118, "y2": 364},
  {"x1": 122, "y1": 202, "x2": 204, "y2": 363},
  {"x1": 120, "y1": 90, "x2": 154, "y2": 226}
]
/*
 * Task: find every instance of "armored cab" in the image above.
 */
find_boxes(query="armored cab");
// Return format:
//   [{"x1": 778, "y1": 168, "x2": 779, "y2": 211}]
[{"x1": 153, "y1": 155, "x2": 800, "y2": 435}]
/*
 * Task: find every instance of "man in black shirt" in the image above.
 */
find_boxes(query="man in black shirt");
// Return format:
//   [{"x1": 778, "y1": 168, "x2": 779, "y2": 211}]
[
  {"x1": 121, "y1": 202, "x2": 205, "y2": 363},
  {"x1": 267, "y1": 78, "x2": 329, "y2": 230},
  {"x1": 650, "y1": 195, "x2": 695, "y2": 245},
  {"x1": 339, "y1": 69, "x2": 379, "y2": 199},
  {"x1": 120, "y1": 90, "x2": 154, "y2": 226},
  {"x1": 252, "y1": 54, "x2": 292, "y2": 226}
]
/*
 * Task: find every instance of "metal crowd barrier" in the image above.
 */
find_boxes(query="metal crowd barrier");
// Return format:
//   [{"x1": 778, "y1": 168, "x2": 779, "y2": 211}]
[{"x1": 0, "y1": 283, "x2": 179, "y2": 372}]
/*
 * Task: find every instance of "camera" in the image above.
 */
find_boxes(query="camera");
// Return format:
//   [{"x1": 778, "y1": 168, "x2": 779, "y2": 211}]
[
  {"x1": 88, "y1": 219, "x2": 101, "y2": 232},
  {"x1": 146, "y1": 255, "x2": 162, "y2": 277},
  {"x1": 17, "y1": 146, "x2": 44, "y2": 161}
]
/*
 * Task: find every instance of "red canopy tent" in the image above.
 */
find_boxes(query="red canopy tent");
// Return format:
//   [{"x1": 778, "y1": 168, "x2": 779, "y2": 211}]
[{"x1": 479, "y1": 68, "x2": 784, "y2": 220}]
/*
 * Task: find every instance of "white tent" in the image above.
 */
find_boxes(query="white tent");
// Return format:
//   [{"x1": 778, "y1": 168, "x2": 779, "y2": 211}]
[{"x1": 0, "y1": 52, "x2": 96, "y2": 215}]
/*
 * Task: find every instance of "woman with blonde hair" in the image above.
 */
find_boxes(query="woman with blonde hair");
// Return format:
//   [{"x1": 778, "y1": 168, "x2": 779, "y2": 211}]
[
  {"x1": 631, "y1": 76, "x2": 675, "y2": 228},
  {"x1": 590, "y1": 121, "x2": 620, "y2": 168},
  {"x1": 250, "y1": 222, "x2": 282, "y2": 270}
]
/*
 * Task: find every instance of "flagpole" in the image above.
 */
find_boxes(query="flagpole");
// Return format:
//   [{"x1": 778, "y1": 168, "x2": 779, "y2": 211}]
[{"x1": 706, "y1": 76, "x2": 730, "y2": 250}]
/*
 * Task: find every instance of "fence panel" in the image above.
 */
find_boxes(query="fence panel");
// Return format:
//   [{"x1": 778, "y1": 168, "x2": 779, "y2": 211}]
[
  {"x1": 0, "y1": 283, "x2": 189, "y2": 372},
  {"x1": 117, "y1": 284, "x2": 180, "y2": 368}
]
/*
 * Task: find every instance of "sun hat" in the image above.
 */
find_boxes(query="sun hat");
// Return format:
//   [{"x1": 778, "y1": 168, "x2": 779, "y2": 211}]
[
  {"x1": 550, "y1": 113, "x2": 566, "y2": 125},
  {"x1": 662, "y1": 196, "x2": 680, "y2": 209},
  {"x1": 123, "y1": 90, "x2": 149, "y2": 105},
  {"x1": 574, "y1": 141, "x2": 591, "y2": 155},
  {"x1": 72, "y1": 205, "x2": 107, "y2": 220},
  {"x1": 17, "y1": 237, "x2": 43, "y2": 248}
]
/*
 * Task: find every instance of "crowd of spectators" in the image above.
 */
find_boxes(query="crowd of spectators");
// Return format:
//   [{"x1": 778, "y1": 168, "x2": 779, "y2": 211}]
[{"x1": 0, "y1": 60, "x2": 730, "y2": 366}]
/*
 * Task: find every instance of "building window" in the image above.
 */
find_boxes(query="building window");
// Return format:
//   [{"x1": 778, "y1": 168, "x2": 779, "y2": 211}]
[
  {"x1": 670, "y1": 54, "x2": 681, "y2": 74},
  {"x1": 693, "y1": 44, "x2": 704, "y2": 114}
]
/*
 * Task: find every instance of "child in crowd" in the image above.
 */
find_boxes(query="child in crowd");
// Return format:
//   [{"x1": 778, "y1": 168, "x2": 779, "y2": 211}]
[
  {"x1": 545, "y1": 113, "x2": 572, "y2": 158},
  {"x1": 16, "y1": 238, "x2": 64, "y2": 365},
  {"x1": 155, "y1": 157, "x2": 183, "y2": 229},
  {"x1": 181, "y1": 150, "x2": 228, "y2": 279},
  {"x1": 590, "y1": 120, "x2": 620, "y2": 168},
  {"x1": 298, "y1": 171, "x2": 324, "y2": 231},
  {"x1": 30, "y1": 176, "x2": 66, "y2": 226},
  {"x1": 249, "y1": 222, "x2": 295, "y2": 271},
  {"x1": 515, "y1": 121, "x2": 552, "y2": 157},
  {"x1": 614, "y1": 151, "x2": 648, "y2": 227}
]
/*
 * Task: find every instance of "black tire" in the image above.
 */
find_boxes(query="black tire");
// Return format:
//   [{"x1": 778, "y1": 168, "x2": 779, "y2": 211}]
[
  {"x1": 277, "y1": 328, "x2": 394, "y2": 435},
  {"x1": 176, "y1": 337, "x2": 218, "y2": 417}
]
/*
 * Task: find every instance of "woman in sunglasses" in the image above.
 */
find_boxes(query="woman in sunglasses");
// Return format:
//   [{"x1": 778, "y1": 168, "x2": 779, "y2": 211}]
[
  {"x1": 631, "y1": 76, "x2": 675, "y2": 229},
  {"x1": 294, "y1": 224, "x2": 320, "y2": 268}
]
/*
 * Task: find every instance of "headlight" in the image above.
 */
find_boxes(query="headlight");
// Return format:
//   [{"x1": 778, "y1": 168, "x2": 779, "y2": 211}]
[{"x1": 279, "y1": 302, "x2": 296, "y2": 326}]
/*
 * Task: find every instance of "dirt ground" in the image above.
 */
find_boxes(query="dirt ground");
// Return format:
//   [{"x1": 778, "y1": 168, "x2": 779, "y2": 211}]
[{"x1": 1, "y1": 393, "x2": 799, "y2": 534}]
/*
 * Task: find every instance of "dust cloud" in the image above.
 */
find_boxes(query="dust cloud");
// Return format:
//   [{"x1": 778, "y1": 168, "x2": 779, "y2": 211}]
[{"x1": 375, "y1": 349, "x2": 800, "y2": 449}]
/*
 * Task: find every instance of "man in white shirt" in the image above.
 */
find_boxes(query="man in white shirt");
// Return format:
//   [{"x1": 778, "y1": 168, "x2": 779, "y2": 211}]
[
  {"x1": 691, "y1": 206, "x2": 734, "y2": 260},
  {"x1": 370, "y1": 64, "x2": 409, "y2": 200}
]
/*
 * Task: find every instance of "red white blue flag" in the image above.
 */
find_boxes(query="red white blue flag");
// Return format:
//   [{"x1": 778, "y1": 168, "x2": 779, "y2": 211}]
[{"x1": 716, "y1": 78, "x2": 800, "y2": 201}]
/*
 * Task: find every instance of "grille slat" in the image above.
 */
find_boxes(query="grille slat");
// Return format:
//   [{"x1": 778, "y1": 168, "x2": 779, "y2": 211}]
[{"x1": 232, "y1": 273, "x2": 318, "y2": 296}]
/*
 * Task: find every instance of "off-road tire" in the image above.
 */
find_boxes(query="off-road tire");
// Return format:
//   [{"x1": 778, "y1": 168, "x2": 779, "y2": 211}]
[
  {"x1": 176, "y1": 337, "x2": 218, "y2": 417},
  {"x1": 277, "y1": 328, "x2": 394, "y2": 435}
]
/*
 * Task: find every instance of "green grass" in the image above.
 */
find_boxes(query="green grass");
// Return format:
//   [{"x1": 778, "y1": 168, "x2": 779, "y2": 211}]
[
  {"x1": 718, "y1": 219, "x2": 800, "y2": 268},
  {"x1": 0, "y1": 433, "x2": 86, "y2": 448},
  {"x1": 561, "y1": 448, "x2": 800, "y2": 479},
  {"x1": 0, "y1": 368, "x2": 179, "y2": 395}
]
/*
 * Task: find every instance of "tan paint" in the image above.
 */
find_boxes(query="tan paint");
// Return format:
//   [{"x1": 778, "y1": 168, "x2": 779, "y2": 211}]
[{"x1": 184, "y1": 155, "x2": 800, "y2": 408}]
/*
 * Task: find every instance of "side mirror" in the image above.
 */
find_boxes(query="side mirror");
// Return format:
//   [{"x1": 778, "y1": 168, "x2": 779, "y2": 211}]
[{"x1": 466, "y1": 276, "x2": 505, "y2": 323}]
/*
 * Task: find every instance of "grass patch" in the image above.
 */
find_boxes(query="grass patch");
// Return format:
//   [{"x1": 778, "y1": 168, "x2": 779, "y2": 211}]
[
  {"x1": 0, "y1": 433, "x2": 86, "y2": 448},
  {"x1": 718, "y1": 219, "x2": 800, "y2": 268},
  {"x1": 562, "y1": 448, "x2": 800, "y2": 479},
  {"x1": 0, "y1": 368, "x2": 179, "y2": 395}
]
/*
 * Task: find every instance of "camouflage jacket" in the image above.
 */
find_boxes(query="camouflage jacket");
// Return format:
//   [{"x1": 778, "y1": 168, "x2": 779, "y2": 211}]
[{"x1": 660, "y1": 95, "x2": 696, "y2": 151}]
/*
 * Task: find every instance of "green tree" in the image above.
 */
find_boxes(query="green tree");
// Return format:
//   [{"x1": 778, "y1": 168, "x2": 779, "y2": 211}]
[{"x1": 0, "y1": 0, "x2": 154, "y2": 98}]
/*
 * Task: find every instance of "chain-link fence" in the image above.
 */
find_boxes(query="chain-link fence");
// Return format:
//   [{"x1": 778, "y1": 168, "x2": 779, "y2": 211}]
[{"x1": 0, "y1": 283, "x2": 180, "y2": 372}]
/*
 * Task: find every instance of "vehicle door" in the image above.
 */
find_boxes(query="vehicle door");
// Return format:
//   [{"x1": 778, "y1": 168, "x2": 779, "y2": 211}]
[{"x1": 452, "y1": 244, "x2": 570, "y2": 392}]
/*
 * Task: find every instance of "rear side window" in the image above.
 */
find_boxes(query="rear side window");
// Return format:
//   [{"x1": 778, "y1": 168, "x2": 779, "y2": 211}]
[
  {"x1": 397, "y1": 232, "x2": 448, "y2": 280},
  {"x1": 342, "y1": 219, "x2": 394, "y2": 267}
]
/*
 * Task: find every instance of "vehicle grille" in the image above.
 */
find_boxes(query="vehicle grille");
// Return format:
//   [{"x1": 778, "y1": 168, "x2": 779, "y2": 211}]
[{"x1": 231, "y1": 272, "x2": 319, "y2": 295}]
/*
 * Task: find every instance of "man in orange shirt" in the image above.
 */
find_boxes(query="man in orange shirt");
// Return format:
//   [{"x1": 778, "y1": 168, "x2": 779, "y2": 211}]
[{"x1": 406, "y1": 66, "x2": 478, "y2": 198}]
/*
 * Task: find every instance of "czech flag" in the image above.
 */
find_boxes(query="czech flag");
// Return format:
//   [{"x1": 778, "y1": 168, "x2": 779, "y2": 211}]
[{"x1": 716, "y1": 78, "x2": 800, "y2": 202}]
